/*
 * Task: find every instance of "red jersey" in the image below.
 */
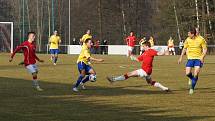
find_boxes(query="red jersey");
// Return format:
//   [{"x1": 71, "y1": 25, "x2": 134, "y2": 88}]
[
  {"x1": 11, "y1": 40, "x2": 40, "y2": 66},
  {"x1": 137, "y1": 49, "x2": 158, "y2": 75},
  {"x1": 126, "y1": 36, "x2": 136, "y2": 47}
]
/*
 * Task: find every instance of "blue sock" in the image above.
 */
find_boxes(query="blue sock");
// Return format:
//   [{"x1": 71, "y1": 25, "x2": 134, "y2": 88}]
[
  {"x1": 74, "y1": 75, "x2": 84, "y2": 88},
  {"x1": 186, "y1": 73, "x2": 193, "y2": 80},
  {"x1": 82, "y1": 75, "x2": 90, "y2": 83},
  {"x1": 192, "y1": 76, "x2": 198, "y2": 89}
]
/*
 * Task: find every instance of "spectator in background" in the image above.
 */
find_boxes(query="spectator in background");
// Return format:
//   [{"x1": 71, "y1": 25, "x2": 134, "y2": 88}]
[
  {"x1": 101, "y1": 39, "x2": 108, "y2": 54},
  {"x1": 72, "y1": 38, "x2": 77, "y2": 45},
  {"x1": 94, "y1": 40, "x2": 100, "y2": 54},
  {"x1": 149, "y1": 36, "x2": 154, "y2": 48},
  {"x1": 179, "y1": 39, "x2": 184, "y2": 55},
  {"x1": 167, "y1": 36, "x2": 175, "y2": 55}
]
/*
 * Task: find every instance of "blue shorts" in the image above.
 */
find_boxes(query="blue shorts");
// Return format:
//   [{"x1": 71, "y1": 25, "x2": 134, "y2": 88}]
[
  {"x1": 50, "y1": 49, "x2": 60, "y2": 54},
  {"x1": 186, "y1": 59, "x2": 203, "y2": 68},
  {"x1": 77, "y1": 62, "x2": 92, "y2": 74}
]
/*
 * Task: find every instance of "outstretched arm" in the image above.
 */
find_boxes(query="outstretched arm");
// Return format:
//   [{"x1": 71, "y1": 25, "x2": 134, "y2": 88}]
[
  {"x1": 34, "y1": 53, "x2": 44, "y2": 62},
  {"x1": 89, "y1": 57, "x2": 104, "y2": 62},
  {"x1": 9, "y1": 45, "x2": 23, "y2": 62},
  {"x1": 200, "y1": 48, "x2": 207, "y2": 63},
  {"x1": 178, "y1": 48, "x2": 187, "y2": 64}
]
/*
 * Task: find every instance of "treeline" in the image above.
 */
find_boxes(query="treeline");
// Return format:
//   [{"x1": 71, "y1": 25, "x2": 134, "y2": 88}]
[{"x1": 0, "y1": 0, "x2": 214, "y2": 51}]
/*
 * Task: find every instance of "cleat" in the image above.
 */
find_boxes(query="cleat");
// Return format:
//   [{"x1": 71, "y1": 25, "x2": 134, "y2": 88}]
[
  {"x1": 164, "y1": 88, "x2": 171, "y2": 92},
  {"x1": 189, "y1": 88, "x2": 194, "y2": 95},
  {"x1": 72, "y1": 87, "x2": 79, "y2": 92},
  {"x1": 80, "y1": 82, "x2": 86, "y2": 90},
  {"x1": 35, "y1": 86, "x2": 43, "y2": 91},
  {"x1": 106, "y1": 76, "x2": 115, "y2": 83},
  {"x1": 53, "y1": 63, "x2": 57, "y2": 65}
]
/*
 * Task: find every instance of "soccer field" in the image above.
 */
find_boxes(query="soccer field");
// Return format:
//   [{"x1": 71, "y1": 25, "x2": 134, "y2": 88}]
[{"x1": 0, "y1": 53, "x2": 215, "y2": 121}]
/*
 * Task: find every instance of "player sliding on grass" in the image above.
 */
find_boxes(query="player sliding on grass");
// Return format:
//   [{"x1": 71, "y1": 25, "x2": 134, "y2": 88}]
[
  {"x1": 107, "y1": 41, "x2": 169, "y2": 92},
  {"x1": 178, "y1": 28, "x2": 207, "y2": 94},
  {"x1": 73, "y1": 38, "x2": 104, "y2": 92},
  {"x1": 9, "y1": 32, "x2": 44, "y2": 91}
]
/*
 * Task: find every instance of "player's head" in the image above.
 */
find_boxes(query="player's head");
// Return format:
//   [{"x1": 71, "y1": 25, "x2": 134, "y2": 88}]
[
  {"x1": 53, "y1": 30, "x2": 58, "y2": 35},
  {"x1": 188, "y1": 28, "x2": 196, "y2": 38},
  {"x1": 130, "y1": 31, "x2": 134, "y2": 36},
  {"x1": 27, "y1": 32, "x2": 36, "y2": 42},
  {"x1": 86, "y1": 29, "x2": 91, "y2": 34},
  {"x1": 141, "y1": 41, "x2": 151, "y2": 50},
  {"x1": 85, "y1": 38, "x2": 93, "y2": 48}
]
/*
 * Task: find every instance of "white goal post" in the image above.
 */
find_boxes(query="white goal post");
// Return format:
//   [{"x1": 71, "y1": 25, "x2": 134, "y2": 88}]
[{"x1": 0, "y1": 22, "x2": 13, "y2": 53}]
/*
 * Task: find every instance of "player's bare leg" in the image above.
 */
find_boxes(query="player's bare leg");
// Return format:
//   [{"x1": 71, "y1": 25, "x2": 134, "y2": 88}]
[
  {"x1": 107, "y1": 70, "x2": 138, "y2": 83},
  {"x1": 80, "y1": 68, "x2": 96, "y2": 90},
  {"x1": 53, "y1": 54, "x2": 58, "y2": 65}
]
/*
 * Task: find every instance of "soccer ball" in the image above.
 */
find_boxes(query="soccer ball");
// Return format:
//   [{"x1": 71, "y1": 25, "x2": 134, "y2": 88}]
[{"x1": 89, "y1": 74, "x2": 96, "y2": 82}]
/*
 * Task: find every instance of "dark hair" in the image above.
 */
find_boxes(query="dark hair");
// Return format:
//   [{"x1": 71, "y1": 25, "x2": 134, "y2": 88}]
[
  {"x1": 27, "y1": 32, "x2": 36, "y2": 37},
  {"x1": 143, "y1": 41, "x2": 151, "y2": 47},
  {"x1": 189, "y1": 28, "x2": 196, "y2": 36},
  {"x1": 85, "y1": 38, "x2": 92, "y2": 43}
]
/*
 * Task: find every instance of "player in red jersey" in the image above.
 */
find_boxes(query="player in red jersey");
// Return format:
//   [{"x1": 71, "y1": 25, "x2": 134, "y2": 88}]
[
  {"x1": 107, "y1": 41, "x2": 169, "y2": 92},
  {"x1": 125, "y1": 31, "x2": 136, "y2": 59},
  {"x1": 9, "y1": 32, "x2": 44, "y2": 91}
]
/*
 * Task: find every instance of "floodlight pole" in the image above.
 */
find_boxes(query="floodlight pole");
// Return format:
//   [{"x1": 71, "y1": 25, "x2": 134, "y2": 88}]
[{"x1": 69, "y1": 0, "x2": 71, "y2": 44}]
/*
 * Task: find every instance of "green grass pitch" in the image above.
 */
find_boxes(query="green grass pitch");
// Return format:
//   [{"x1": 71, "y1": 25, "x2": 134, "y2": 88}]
[{"x1": 0, "y1": 53, "x2": 215, "y2": 121}]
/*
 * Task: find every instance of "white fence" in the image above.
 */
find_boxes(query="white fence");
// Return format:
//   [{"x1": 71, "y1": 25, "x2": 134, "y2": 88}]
[{"x1": 46, "y1": 44, "x2": 215, "y2": 55}]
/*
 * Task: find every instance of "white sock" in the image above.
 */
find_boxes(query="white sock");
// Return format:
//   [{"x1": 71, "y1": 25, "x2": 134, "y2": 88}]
[
  {"x1": 154, "y1": 82, "x2": 168, "y2": 90},
  {"x1": 114, "y1": 75, "x2": 126, "y2": 81},
  {"x1": 32, "y1": 80, "x2": 39, "y2": 87}
]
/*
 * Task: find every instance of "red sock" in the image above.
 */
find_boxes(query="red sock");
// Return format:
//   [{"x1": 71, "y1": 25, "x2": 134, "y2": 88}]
[
  {"x1": 150, "y1": 81, "x2": 156, "y2": 86},
  {"x1": 33, "y1": 76, "x2": 37, "y2": 80},
  {"x1": 124, "y1": 74, "x2": 129, "y2": 79}
]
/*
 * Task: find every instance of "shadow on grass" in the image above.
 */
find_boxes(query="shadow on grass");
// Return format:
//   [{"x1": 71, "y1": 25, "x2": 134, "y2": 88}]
[{"x1": 0, "y1": 77, "x2": 214, "y2": 121}]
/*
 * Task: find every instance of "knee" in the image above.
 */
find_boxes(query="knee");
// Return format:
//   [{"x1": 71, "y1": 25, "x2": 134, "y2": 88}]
[
  {"x1": 145, "y1": 76, "x2": 151, "y2": 84},
  {"x1": 32, "y1": 72, "x2": 37, "y2": 78}
]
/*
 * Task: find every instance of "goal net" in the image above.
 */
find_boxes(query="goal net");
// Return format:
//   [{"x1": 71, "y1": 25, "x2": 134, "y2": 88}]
[{"x1": 0, "y1": 22, "x2": 13, "y2": 53}]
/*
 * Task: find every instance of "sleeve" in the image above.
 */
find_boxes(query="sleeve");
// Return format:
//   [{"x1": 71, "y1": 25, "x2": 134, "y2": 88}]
[
  {"x1": 34, "y1": 54, "x2": 40, "y2": 61},
  {"x1": 183, "y1": 38, "x2": 189, "y2": 49},
  {"x1": 33, "y1": 45, "x2": 40, "y2": 61},
  {"x1": 151, "y1": 49, "x2": 158, "y2": 56},
  {"x1": 11, "y1": 43, "x2": 24, "y2": 58},
  {"x1": 201, "y1": 38, "x2": 207, "y2": 49}
]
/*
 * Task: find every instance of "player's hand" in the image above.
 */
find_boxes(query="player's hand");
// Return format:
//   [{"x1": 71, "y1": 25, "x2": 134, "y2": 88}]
[
  {"x1": 9, "y1": 58, "x2": 13, "y2": 62},
  {"x1": 98, "y1": 59, "x2": 104, "y2": 62},
  {"x1": 178, "y1": 57, "x2": 182, "y2": 64},
  {"x1": 39, "y1": 60, "x2": 44, "y2": 63},
  {"x1": 200, "y1": 57, "x2": 204, "y2": 63}
]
